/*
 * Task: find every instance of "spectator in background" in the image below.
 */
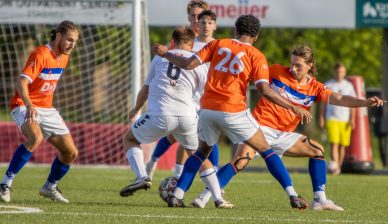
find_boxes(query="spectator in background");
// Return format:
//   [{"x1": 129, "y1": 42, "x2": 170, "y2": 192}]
[{"x1": 319, "y1": 62, "x2": 356, "y2": 175}]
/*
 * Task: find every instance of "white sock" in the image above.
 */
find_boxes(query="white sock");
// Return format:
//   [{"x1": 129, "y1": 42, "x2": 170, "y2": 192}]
[
  {"x1": 314, "y1": 191, "x2": 327, "y2": 202},
  {"x1": 285, "y1": 186, "x2": 298, "y2": 197},
  {"x1": 126, "y1": 147, "x2": 147, "y2": 178},
  {"x1": 200, "y1": 168, "x2": 222, "y2": 201},
  {"x1": 1, "y1": 175, "x2": 13, "y2": 187},
  {"x1": 173, "y1": 187, "x2": 185, "y2": 200},
  {"x1": 199, "y1": 188, "x2": 212, "y2": 203},
  {"x1": 174, "y1": 164, "x2": 184, "y2": 178}
]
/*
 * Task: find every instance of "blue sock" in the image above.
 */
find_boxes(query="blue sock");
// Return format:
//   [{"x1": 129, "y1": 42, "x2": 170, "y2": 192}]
[
  {"x1": 208, "y1": 144, "x2": 219, "y2": 168},
  {"x1": 309, "y1": 158, "x2": 327, "y2": 192},
  {"x1": 176, "y1": 151, "x2": 206, "y2": 192},
  {"x1": 217, "y1": 163, "x2": 237, "y2": 188},
  {"x1": 152, "y1": 137, "x2": 172, "y2": 160},
  {"x1": 261, "y1": 149, "x2": 292, "y2": 189},
  {"x1": 5, "y1": 144, "x2": 32, "y2": 179},
  {"x1": 47, "y1": 157, "x2": 70, "y2": 184}
]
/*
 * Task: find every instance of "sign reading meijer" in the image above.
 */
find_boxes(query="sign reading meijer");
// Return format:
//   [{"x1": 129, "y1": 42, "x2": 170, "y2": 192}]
[{"x1": 356, "y1": 0, "x2": 388, "y2": 27}]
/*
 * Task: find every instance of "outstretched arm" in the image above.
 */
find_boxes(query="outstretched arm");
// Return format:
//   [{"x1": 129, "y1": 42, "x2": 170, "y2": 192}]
[
  {"x1": 153, "y1": 43, "x2": 201, "y2": 70},
  {"x1": 329, "y1": 92, "x2": 385, "y2": 108},
  {"x1": 256, "y1": 82, "x2": 312, "y2": 124},
  {"x1": 128, "y1": 85, "x2": 149, "y2": 122},
  {"x1": 318, "y1": 102, "x2": 326, "y2": 129}
]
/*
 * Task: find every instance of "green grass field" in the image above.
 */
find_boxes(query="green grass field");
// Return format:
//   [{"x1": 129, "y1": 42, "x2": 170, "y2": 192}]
[{"x1": 1, "y1": 166, "x2": 388, "y2": 224}]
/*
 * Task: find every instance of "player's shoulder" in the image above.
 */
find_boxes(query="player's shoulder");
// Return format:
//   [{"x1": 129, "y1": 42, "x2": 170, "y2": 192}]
[
  {"x1": 32, "y1": 45, "x2": 51, "y2": 55},
  {"x1": 269, "y1": 64, "x2": 288, "y2": 72}
]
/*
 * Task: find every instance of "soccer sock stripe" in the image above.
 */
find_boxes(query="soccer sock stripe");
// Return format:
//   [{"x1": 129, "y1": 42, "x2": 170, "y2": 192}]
[
  {"x1": 152, "y1": 137, "x2": 172, "y2": 159},
  {"x1": 217, "y1": 163, "x2": 237, "y2": 189},
  {"x1": 261, "y1": 149, "x2": 292, "y2": 189},
  {"x1": 175, "y1": 151, "x2": 206, "y2": 193},
  {"x1": 208, "y1": 144, "x2": 219, "y2": 167},
  {"x1": 5, "y1": 144, "x2": 32, "y2": 181},
  {"x1": 309, "y1": 158, "x2": 327, "y2": 192},
  {"x1": 47, "y1": 157, "x2": 70, "y2": 184}
]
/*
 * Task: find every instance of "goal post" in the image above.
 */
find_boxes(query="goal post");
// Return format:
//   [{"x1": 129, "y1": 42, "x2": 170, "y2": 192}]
[{"x1": 0, "y1": 0, "x2": 150, "y2": 165}]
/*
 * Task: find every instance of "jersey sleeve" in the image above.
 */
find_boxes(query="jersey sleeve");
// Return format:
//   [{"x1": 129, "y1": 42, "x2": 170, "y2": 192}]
[
  {"x1": 194, "y1": 39, "x2": 218, "y2": 64},
  {"x1": 144, "y1": 56, "x2": 160, "y2": 86},
  {"x1": 252, "y1": 52, "x2": 269, "y2": 84},
  {"x1": 316, "y1": 81, "x2": 332, "y2": 103},
  {"x1": 21, "y1": 53, "x2": 45, "y2": 83}
]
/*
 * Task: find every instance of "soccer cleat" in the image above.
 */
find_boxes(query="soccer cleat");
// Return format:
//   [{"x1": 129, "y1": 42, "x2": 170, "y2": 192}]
[
  {"x1": 191, "y1": 197, "x2": 207, "y2": 208},
  {"x1": 167, "y1": 195, "x2": 185, "y2": 207},
  {"x1": 215, "y1": 199, "x2": 234, "y2": 208},
  {"x1": 119, "y1": 177, "x2": 152, "y2": 197},
  {"x1": 311, "y1": 199, "x2": 344, "y2": 211},
  {"x1": 290, "y1": 195, "x2": 309, "y2": 210},
  {"x1": 146, "y1": 161, "x2": 158, "y2": 180},
  {"x1": 0, "y1": 184, "x2": 11, "y2": 203},
  {"x1": 39, "y1": 185, "x2": 69, "y2": 203}
]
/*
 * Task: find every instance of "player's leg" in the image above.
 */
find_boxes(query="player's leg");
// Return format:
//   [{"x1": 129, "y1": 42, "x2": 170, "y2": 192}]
[
  {"x1": 285, "y1": 137, "x2": 344, "y2": 211},
  {"x1": 169, "y1": 110, "x2": 218, "y2": 207},
  {"x1": 337, "y1": 122, "x2": 352, "y2": 174},
  {"x1": 208, "y1": 143, "x2": 219, "y2": 171},
  {"x1": 42, "y1": 133, "x2": 78, "y2": 203},
  {"x1": 0, "y1": 107, "x2": 43, "y2": 203},
  {"x1": 192, "y1": 143, "x2": 257, "y2": 208},
  {"x1": 175, "y1": 144, "x2": 189, "y2": 178},
  {"x1": 326, "y1": 120, "x2": 341, "y2": 174},
  {"x1": 146, "y1": 134, "x2": 177, "y2": 179},
  {"x1": 120, "y1": 114, "x2": 163, "y2": 197}
]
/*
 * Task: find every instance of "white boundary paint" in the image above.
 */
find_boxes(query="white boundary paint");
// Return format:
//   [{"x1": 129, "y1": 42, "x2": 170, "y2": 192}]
[{"x1": 0, "y1": 205, "x2": 42, "y2": 214}]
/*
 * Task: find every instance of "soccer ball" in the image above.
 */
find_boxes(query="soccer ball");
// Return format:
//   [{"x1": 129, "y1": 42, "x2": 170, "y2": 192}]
[{"x1": 159, "y1": 176, "x2": 178, "y2": 202}]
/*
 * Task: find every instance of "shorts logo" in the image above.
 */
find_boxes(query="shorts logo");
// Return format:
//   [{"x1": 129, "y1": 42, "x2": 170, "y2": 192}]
[{"x1": 134, "y1": 114, "x2": 150, "y2": 128}]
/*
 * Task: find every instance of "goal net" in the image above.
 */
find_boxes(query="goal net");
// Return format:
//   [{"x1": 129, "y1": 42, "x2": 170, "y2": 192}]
[{"x1": 0, "y1": 0, "x2": 150, "y2": 165}]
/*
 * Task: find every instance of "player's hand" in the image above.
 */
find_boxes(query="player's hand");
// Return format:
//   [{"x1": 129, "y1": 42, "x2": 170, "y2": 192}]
[
  {"x1": 128, "y1": 109, "x2": 138, "y2": 123},
  {"x1": 153, "y1": 43, "x2": 168, "y2": 57},
  {"x1": 25, "y1": 105, "x2": 37, "y2": 123},
  {"x1": 347, "y1": 119, "x2": 356, "y2": 130},
  {"x1": 366, "y1": 96, "x2": 385, "y2": 107},
  {"x1": 291, "y1": 106, "x2": 312, "y2": 125}
]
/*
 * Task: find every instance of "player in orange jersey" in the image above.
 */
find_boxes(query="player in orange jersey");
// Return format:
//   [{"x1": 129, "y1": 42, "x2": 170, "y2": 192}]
[
  {"x1": 191, "y1": 45, "x2": 385, "y2": 210},
  {"x1": 0, "y1": 21, "x2": 79, "y2": 203},
  {"x1": 154, "y1": 15, "x2": 312, "y2": 208}
]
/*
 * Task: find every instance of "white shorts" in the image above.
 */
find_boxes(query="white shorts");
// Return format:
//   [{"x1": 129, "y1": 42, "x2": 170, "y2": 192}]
[
  {"x1": 131, "y1": 114, "x2": 198, "y2": 150},
  {"x1": 198, "y1": 109, "x2": 259, "y2": 146},
  {"x1": 11, "y1": 106, "x2": 70, "y2": 139},
  {"x1": 260, "y1": 126, "x2": 303, "y2": 157}
]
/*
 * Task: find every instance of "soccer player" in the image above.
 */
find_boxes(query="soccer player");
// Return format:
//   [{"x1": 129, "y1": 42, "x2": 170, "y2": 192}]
[
  {"x1": 119, "y1": 26, "x2": 226, "y2": 207},
  {"x1": 191, "y1": 45, "x2": 385, "y2": 210},
  {"x1": 146, "y1": 8, "x2": 220, "y2": 180},
  {"x1": 0, "y1": 21, "x2": 79, "y2": 203},
  {"x1": 153, "y1": 15, "x2": 312, "y2": 208},
  {"x1": 319, "y1": 63, "x2": 356, "y2": 175}
]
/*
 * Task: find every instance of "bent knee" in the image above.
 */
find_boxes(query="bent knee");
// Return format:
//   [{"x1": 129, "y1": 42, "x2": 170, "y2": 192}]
[
  {"x1": 26, "y1": 134, "x2": 44, "y2": 150},
  {"x1": 231, "y1": 156, "x2": 251, "y2": 172}
]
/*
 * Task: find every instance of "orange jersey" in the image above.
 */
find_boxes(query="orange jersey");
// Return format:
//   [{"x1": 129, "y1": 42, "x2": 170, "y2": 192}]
[
  {"x1": 11, "y1": 45, "x2": 69, "y2": 110},
  {"x1": 253, "y1": 64, "x2": 332, "y2": 132},
  {"x1": 195, "y1": 39, "x2": 269, "y2": 112}
]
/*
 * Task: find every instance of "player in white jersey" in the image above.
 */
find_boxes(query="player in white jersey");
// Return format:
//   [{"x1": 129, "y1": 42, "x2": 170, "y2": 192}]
[
  {"x1": 119, "y1": 26, "x2": 217, "y2": 197},
  {"x1": 146, "y1": 10, "x2": 218, "y2": 180}
]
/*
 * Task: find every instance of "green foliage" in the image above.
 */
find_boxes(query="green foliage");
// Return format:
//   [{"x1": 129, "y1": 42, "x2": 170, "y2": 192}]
[{"x1": 150, "y1": 27, "x2": 384, "y2": 87}]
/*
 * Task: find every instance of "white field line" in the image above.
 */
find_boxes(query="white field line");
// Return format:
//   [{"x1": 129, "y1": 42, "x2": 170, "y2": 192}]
[
  {"x1": 0, "y1": 205, "x2": 42, "y2": 214},
  {"x1": 30, "y1": 211, "x2": 385, "y2": 223}
]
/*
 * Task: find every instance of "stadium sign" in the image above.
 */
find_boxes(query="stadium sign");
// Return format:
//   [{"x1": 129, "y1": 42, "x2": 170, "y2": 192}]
[
  {"x1": 148, "y1": 0, "x2": 356, "y2": 28},
  {"x1": 356, "y1": 0, "x2": 388, "y2": 27},
  {"x1": 0, "y1": 0, "x2": 133, "y2": 25}
]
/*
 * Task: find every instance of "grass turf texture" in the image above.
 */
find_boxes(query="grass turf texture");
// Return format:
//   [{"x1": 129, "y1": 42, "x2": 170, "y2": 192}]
[{"x1": 0, "y1": 166, "x2": 387, "y2": 224}]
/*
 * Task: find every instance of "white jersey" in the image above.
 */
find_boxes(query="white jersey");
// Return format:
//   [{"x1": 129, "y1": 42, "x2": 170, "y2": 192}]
[
  {"x1": 145, "y1": 49, "x2": 208, "y2": 116},
  {"x1": 325, "y1": 79, "x2": 356, "y2": 121}
]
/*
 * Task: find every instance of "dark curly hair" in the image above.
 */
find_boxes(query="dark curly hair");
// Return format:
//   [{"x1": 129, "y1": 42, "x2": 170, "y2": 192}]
[
  {"x1": 50, "y1": 20, "x2": 78, "y2": 41},
  {"x1": 235, "y1": 15, "x2": 260, "y2": 38}
]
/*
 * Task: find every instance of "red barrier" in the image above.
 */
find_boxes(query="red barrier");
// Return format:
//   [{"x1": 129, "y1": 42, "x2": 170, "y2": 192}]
[
  {"x1": 0, "y1": 122, "x2": 176, "y2": 169},
  {"x1": 342, "y1": 76, "x2": 374, "y2": 173}
]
